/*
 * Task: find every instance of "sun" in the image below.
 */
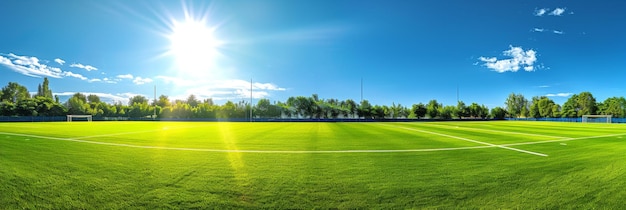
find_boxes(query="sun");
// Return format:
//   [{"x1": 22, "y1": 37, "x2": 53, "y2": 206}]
[{"x1": 168, "y1": 18, "x2": 223, "y2": 77}]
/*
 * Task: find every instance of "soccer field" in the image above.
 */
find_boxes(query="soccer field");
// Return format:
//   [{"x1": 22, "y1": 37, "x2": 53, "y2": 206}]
[{"x1": 1, "y1": 121, "x2": 625, "y2": 208}]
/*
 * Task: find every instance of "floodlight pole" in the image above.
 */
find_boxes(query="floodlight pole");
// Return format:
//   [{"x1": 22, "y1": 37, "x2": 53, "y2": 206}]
[
  {"x1": 360, "y1": 77, "x2": 363, "y2": 103},
  {"x1": 153, "y1": 85, "x2": 157, "y2": 120},
  {"x1": 250, "y1": 77, "x2": 252, "y2": 122}
]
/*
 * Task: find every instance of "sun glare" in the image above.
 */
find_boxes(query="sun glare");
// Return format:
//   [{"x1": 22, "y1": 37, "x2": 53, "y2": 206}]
[{"x1": 168, "y1": 19, "x2": 223, "y2": 77}]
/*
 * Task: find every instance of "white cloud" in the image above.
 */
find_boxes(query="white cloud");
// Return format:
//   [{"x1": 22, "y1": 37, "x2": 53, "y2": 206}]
[
  {"x1": 546, "y1": 93, "x2": 573, "y2": 97},
  {"x1": 102, "y1": 78, "x2": 117, "y2": 84},
  {"x1": 116, "y1": 74, "x2": 134, "y2": 79},
  {"x1": 553, "y1": 30, "x2": 564, "y2": 34},
  {"x1": 538, "y1": 85, "x2": 550, "y2": 88},
  {"x1": 534, "y1": 8, "x2": 548, "y2": 16},
  {"x1": 550, "y1": 8, "x2": 566, "y2": 16},
  {"x1": 533, "y1": 28, "x2": 544, "y2": 32},
  {"x1": 156, "y1": 76, "x2": 287, "y2": 100},
  {"x1": 54, "y1": 58, "x2": 65, "y2": 65},
  {"x1": 133, "y1": 77, "x2": 153, "y2": 85},
  {"x1": 55, "y1": 92, "x2": 136, "y2": 104},
  {"x1": 70, "y1": 63, "x2": 98, "y2": 71},
  {"x1": 62, "y1": 71, "x2": 88, "y2": 80},
  {"x1": 0, "y1": 53, "x2": 91, "y2": 81},
  {"x1": 478, "y1": 46, "x2": 538, "y2": 73}
]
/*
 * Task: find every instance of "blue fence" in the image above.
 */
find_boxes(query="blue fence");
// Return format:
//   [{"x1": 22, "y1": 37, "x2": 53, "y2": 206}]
[{"x1": 506, "y1": 117, "x2": 626, "y2": 123}]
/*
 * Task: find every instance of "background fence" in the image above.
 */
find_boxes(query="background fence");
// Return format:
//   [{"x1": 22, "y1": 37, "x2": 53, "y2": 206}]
[{"x1": 1, "y1": 116, "x2": 625, "y2": 123}]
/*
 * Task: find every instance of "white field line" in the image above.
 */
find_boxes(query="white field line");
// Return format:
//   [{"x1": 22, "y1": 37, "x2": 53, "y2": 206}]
[
  {"x1": 380, "y1": 124, "x2": 548, "y2": 157},
  {"x1": 73, "y1": 124, "x2": 212, "y2": 140},
  {"x1": 501, "y1": 133, "x2": 626, "y2": 147},
  {"x1": 416, "y1": 123, "x2": 567, "y2": 139},
  {"x1": 0, "y1": 131, "x2": 495, "y2": 153}
]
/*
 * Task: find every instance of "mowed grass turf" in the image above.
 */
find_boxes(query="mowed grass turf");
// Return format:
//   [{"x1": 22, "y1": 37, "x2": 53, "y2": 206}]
[{"x1": 0, "y1": 121, "x2": 625, "y2": 208}]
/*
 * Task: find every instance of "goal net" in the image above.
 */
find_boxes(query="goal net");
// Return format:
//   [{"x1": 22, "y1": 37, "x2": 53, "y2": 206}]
[
  {"x1": 67, "y1": 115, "x2": 93, "y2": 122},
  {"x1": 582, "y1": 115, "x2": 612, "y2": 123}
]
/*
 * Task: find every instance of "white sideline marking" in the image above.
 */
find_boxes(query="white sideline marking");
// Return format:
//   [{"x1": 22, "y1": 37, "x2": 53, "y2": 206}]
[
  {"x1": 380, "y1": 124, "x2": 548, "y2": 157},
  {"x1": 2, "y1": 130, "x2": 622, "y2": 155},
  {"x1": 502, "y1": 133, "x2": 626, "y2": 146},
  {"x1": 0, "y1": 131, "x2": 495, "y2": 153},
  {"x1": 417, "y1": 123, "x2": 567, "y2": 139}
]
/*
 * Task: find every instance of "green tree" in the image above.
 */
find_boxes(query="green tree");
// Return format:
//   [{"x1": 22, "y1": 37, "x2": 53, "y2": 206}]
[
  {"x1": 577, "y1": 92, "x2": 597, "y2": 116},
  {"x1": 0, "y1": 101, "x2": 16, "y2": 116},
  {"x1": 455, "y1": 101, "x2": 468, "y2": 119},
  {"x1": 358, "y1": 100, "x2": 372, "y2": 119},
  {"x1": 598, "y1": 97, "x2": 626, "y2": 117},
  {"x1": 87, "y1": 94, "x2": 101, "y2": 104},
  {"x1": 156, "y1": 95, "x2": 171, "y2": 108},
  {"x1": 36, "y1": 77, "x2": 54, "y2": 99},
  {"x1": 505, "y1": 93, "x2": 528, "y2": 118},
  {"x1": 561, "y1": 94, "x2": 579, "y2": 118},
  {"x1": 426, "y1": 100, "x2": 440, "y2": 119},
  {"x1": 128, "y1": 95, "x2": 148, "y2": 106},
  {"x1": 529, "y1": 97, "x2": 541, "y2": 118},
  {"x1": 186, "y1": 94, "x2": 199, "y2": 107},
  {"x1": 65, "y1": 93, "x2": 87, "y2": 115},
  {"x1": 561, "y1": 92, "x2": 598, "y2": 117},
  {"x1": 490, "y1": 107, "x2": 507, "y2": 120},
  {"x1": 536, "y1": 96, "x2": 556, "y2": 118},
  {"x1": 439, "y1": 105, "x2": 455, "y2": 120},
  {"x1": 1, "y1": 82, "x2": 30, "y2": 103},
  {"x1": 255, "y1": 98, "x2": 272, "y2": 118},
  {"x1": 344, "y1": 99, "x2": 357, "y2": 118},
  {"x1": 411, "y1": 103, "x2": 427, "y2": 119}
]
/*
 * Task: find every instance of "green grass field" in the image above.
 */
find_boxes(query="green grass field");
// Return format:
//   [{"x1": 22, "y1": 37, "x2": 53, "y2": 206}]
[{"x1": 1, "y1": 121, "x2": 625, "y2": 208}]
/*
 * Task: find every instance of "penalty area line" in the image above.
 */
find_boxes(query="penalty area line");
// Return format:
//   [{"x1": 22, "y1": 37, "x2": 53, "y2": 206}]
[{"x1": 380, "y1": 124, "x2": 548, "y2": 157}]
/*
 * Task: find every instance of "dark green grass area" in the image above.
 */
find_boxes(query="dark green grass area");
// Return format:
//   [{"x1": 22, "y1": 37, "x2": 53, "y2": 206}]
[{"x1": 1, "y1": 121, "x2": 625, "y2": 208}]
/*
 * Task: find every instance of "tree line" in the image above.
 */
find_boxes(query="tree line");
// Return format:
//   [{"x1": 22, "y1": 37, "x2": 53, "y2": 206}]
[{"x1": 1, "y1": 78, "x2": 625, "y2": 120}]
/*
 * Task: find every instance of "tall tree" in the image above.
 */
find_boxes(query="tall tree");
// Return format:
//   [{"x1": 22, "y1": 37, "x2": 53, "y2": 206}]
[
  {"x1": 439, "y1": 105, "x2": 455, "y2": 120},
  {"x1": 65, "y1": 93, "x2": 88, "y2": 115},
  {"x1": 128, "y1": 95, "x2": 148, "y2": 106},
  {"x1": 577, "y1": 92, "x2": 597, "y2": 116},
  {"x1": 36, "y1": 77, "x2": 54, "y2": 99},
  {"x1": 412, "y1": 103, "x2": 427, "y2": 119},
  {"x1": 156, "y1": 95, "x2": 171, "y2": 108},
  {"x1": 1, "y1": 82, "x2": 30, "y2": 103},
  {"x1": 186, "y1": 94, "x2": 199, "y2": 107},
  {"x1": 345, "y1": 99, "x2": 357, "y2": 118},
  {"x1": 426, "y1": 100, "x2": 440, "y2": 119},
  {"x1": 561, "y1": 92, "x2": 598, "y2": 117},
  {"x1": 358, "y1": 100, "x2": 372, "y2": 119},
  {"x1": 455, "y1": 101, "x2": 468, "y2": 119},
  {"x1": 505, "y1": 93, "x2": 528, "y2": 118},
  {"x1": 537, "y1": 97, "x2": 556, "y2": 118},
  {"x1": 561, "y1": 94, "x2": 579, "y2": 118},
  {"x1": 490, "y1": 107, "x2": 507, "y2": 120},
  {"x1": 87, "y1": 94, "x2": 101, "y2": 104},
  {"x1": 598, "y1": 97, "x2": 626, "y2": 117},
  {"x1": 529, "y1": 96, "x2": 541, "y2": 118}
]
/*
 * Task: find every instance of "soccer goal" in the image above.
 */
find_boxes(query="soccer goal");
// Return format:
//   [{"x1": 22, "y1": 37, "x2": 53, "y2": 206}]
[
  {"x1": 582, "y1": 115, "x2": 612, "y2": 123},
  {"x1": 67, "y1": 115, "x2": 93, "y2": 122}
]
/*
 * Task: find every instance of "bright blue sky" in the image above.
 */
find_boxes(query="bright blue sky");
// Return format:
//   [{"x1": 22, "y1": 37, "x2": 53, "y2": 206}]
[{"x1": 1, "y1": 0, "x2": 625, "y2": 107}]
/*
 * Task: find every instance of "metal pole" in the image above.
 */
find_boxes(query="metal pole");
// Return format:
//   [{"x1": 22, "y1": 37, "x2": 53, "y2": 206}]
[
  {"x1": 360, "y1": 77, "x2": 363, "y2": 103},
  {"x1": 153, "y1": 85, "x2": 156, "y2": 120},
  {"x1": 250, "y1": 77, "x2": 252, "y2": 122}
]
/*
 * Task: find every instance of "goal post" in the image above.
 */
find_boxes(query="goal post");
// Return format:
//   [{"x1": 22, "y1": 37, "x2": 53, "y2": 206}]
[
  {"x1": 67, "y1": 115, "x2": 93, "y2": 122},
  {"x1": 582, "y1": 115, "x2": 612, "y2": 123}
]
